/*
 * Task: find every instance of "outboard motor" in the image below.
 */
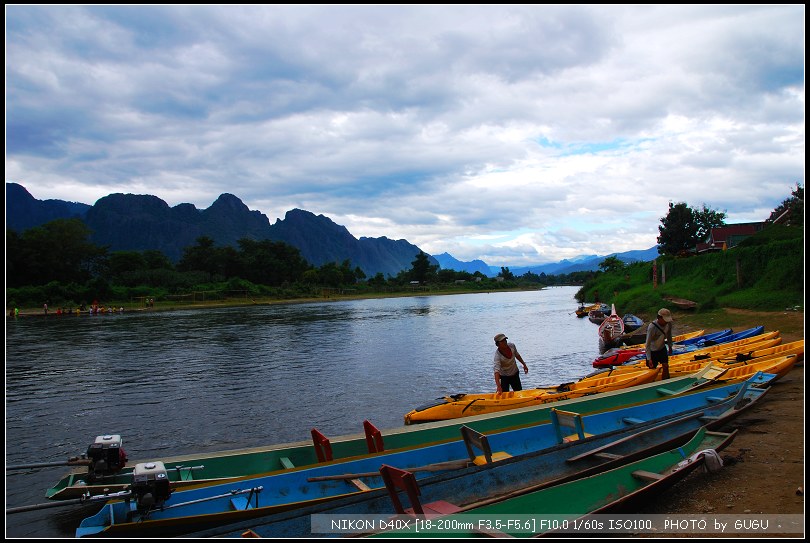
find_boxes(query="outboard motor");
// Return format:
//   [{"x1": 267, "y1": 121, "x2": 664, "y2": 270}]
[
  {"x1": 86, "y1": 435, "x2": 127, "y2": 481},
  {"x1": 132, "y1": 461, "x2": 172, "y2": 512}
]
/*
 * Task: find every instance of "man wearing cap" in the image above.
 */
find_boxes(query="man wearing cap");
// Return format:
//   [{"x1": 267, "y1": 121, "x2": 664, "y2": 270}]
[
  {"x1": 493, "y1": 333, "x2": 529, "y2": 393},
  {"x1": 645, "y1": 308, "x2": 674, "y2": 379}
]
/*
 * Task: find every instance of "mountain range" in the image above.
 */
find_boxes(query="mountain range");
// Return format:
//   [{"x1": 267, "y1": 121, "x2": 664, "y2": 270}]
[{"x1": 6, "y1": 182, "x2": 659, "y2": 277}]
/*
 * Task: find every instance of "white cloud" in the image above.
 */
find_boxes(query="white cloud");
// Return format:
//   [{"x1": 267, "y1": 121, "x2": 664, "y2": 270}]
[{"x1": 5, "y1": 5, "x2": 804, "y2": 266}]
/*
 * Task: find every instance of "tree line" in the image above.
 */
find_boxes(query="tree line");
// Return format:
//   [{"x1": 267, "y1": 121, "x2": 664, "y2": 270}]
[{"x1": 6, "y1": 182, "x2": 801, "y2": 308}]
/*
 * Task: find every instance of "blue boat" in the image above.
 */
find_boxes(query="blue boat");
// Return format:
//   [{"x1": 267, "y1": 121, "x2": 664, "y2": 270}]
[
  {"x1": 621, "y1": 313, "x2": 644, "y2": 333},
  {"x1": 367, "y1": 428, "x2": 737, "y2": 537},
  {"x1": 677, "y1": 328, "x2": 733, "y2": 346},
  {"x1": 76, "y1": 371, "x2": 773, "y2": 537},
  {"x1": 179, "y1": 375, "x2": 772, "y2": 538}
]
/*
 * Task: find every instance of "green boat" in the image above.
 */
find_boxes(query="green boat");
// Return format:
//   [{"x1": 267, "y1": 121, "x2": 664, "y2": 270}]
[
  {"x1": 46, "y1": 364, "x2": 729, "y2": 500},
  {"x1": 371, "y1": 427, "x2": 736, "y2": 538}
]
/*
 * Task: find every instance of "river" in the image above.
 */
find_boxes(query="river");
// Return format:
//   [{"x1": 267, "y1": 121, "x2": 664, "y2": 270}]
[{"x1": 5, "y1": 286, "x2": 602, "y2": 537}]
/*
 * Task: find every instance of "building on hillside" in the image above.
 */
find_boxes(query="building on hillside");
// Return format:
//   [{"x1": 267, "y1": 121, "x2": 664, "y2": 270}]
[{"x1": 695, "y1": 222, "x2": 766, "y2": 254}]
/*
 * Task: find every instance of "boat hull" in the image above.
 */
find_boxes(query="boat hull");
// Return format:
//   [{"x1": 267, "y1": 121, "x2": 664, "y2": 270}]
[{"x1": 74, "y1": 374, "x2": 770, "y2": 538}]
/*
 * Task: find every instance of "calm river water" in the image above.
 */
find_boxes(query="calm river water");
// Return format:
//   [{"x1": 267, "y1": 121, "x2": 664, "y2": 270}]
[{"x1": 5, "y1": 286, "x2": 601, "y2": 537}]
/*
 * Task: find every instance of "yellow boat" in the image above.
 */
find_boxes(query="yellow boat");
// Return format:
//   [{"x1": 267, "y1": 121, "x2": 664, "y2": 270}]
[
  {"x1": 403, "y1": 368, "x2": 661, "y2": 425},
  {"x1": 717, "y1": 354, "x2": 800, "y2": 382},
  {"x1": 585, "y1": 332, "x2": 783, "y2": 380},
  {"x1": 603, "y1": 344, "x2": 802, "y2": 382},
  {"x1": 713, "y1": 339, "x2": 804, "y2": 365}
]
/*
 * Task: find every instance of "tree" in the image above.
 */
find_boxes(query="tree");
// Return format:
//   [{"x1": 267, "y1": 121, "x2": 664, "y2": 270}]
[
  {"x1": 177, "y1": 236, "x2": 219, "y2": 277},
  {"x1": 769, "y1": 183, "x2": 804, "y2": 227},
  {"x1": 598, "y1": 256, "x2": 625, "y2": 273},
  {"x1": 408, "y1": 251, "x2": 438, "y2": 283},
  {"x1": 6, "y1": 219, "x2": 106, "y2": 287},
  {"x1": 657, "y1": 202, "x2": 719, "y2": 256},
  {"x1": 693, "y1": 204, "x2": 727, "y2": 241},
  {"x1": 498, "y1": 267, "x2": 515, "y2": 280}
]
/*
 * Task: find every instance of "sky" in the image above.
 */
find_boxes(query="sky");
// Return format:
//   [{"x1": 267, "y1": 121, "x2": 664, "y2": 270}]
[{"x1": 5, "y1": 5, "x2": 805, "y2": 267}]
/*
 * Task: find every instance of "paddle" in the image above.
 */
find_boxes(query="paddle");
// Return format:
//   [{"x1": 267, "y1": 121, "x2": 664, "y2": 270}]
[{"x1": 306, "y1": 458, "x2": 470, "y2": 482}]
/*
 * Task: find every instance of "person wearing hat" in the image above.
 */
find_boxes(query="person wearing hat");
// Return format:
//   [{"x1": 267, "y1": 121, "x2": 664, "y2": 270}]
[
  {"x1": 645, "y1": 308, "x2": 674, "y2": 379},
  {"x1": 493, "y1": 333, "x2": 529, "y2": 393}
]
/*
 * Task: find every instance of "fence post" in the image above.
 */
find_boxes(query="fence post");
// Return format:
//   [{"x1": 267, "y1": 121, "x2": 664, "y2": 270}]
[{"x1": 736, "y1": 258, "x2": 742, "y2": 287}]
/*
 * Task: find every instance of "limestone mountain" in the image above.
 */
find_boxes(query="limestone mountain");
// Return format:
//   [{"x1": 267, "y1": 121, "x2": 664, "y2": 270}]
[{"x1": 5, "y1": 183, "x2": 435, "y2": 277}]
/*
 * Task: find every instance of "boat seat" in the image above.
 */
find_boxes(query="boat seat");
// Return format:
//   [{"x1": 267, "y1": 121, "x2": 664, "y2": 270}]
[
  {"x1": 622, "y1": 417, "x2": 646, "y2": 425},
  {"x1": 631, "y1": 470, "x2": 665, "y2": 483},
  {"x1": 656, "y1": 387, "x2": 678, "y2": 396},
  {"x1": 550, "y1": 409, "x2": 592, "y2": 444},
  {"x1": 460, "y1": 426, "x2": 512, "y2": 465},
  {"x1": 379, "y1": 464, "x2": 461, "y2": 517},
  {"x1": 230, "y1": 496, "x2": 255, "y2": 511},
  {"x1": 279, "y1": 457, "x2": 295, "y2": 469},
  {"x1": 347, "y1": 478, "x2": 372, "y2": 491},
  {"x1": 593, "y1": 452, "x2": 623, "y2": 460}
]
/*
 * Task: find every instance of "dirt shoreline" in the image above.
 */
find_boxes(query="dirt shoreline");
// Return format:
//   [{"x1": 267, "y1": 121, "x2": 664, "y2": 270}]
[{"x1": 638, "y1": 308, "x2": 805, "y2": 538}]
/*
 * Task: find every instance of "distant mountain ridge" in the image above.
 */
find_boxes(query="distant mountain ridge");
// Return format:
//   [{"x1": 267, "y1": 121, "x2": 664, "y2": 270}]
[
  {"x1": 6, "y1": 182, "x2": 659, "y2": 278},
  {"x1": 434, "y1": 249, "x2": 660, "y2": 276},
  {"x1": 6, "y1": 183, "x2": 435, "y2": 278}
]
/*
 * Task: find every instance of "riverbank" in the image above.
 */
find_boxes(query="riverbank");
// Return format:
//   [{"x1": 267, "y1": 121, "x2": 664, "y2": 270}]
[
  {"x1": 641, "y1": 307, "x2": 805, "y2": 538},
  {"x1": 7, "y1": 286, "x2": 541, "y2": 317}
]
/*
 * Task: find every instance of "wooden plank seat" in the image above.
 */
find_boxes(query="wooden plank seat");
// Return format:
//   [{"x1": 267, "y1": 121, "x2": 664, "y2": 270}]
[
  {"x1": 632, "y1": 470, "x2": 665, "y2": 483},
  {"x1": 460, "y1": 425, "x2": 512, "y2": 465},
  {"x1": 279, "y1": 457, "x2": 295, "y2": 469},
  {"x1": 550, "y1": 409, "x2": 593, "y2": 443},
  {"x1": 379, "y1": 464, "x2": 462, "y2": 517}
]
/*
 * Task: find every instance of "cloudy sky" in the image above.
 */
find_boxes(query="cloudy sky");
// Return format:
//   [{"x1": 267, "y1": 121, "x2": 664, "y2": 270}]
[{"x1": 5, "y1": 5, "x2": 805, "y2": 266}]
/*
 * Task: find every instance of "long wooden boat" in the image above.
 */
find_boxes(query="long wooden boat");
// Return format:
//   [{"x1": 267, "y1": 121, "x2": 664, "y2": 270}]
[
  {"x1": 184, "y1": 377, "x2": 770, "y2": 538},
  {"x1": 74, "y1": 374, "x2": 768, "y2": 538},
  {"x1": 664, "y1": 296, "x2": 698, "y2": 309},
  {"x1": 598, "y1": 304, "x2": 625, "y2": 348},
  {"x1": 46, "y1": 365, "x2": 728, "y2": 501},
  {"x1": 403, "y1": 369, "x2": 662, "y2": 425},
  {"x1": 368, "y1": 427, "x2": 736, "y2": 538},
  {"x1": 575, "y1": 303, "x2": 601, "y2": 318}
]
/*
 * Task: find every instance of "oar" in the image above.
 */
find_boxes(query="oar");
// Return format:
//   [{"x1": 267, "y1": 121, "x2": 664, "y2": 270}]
[{"x1": 307, "y1": 458, "x2": 470, "y2": 482}]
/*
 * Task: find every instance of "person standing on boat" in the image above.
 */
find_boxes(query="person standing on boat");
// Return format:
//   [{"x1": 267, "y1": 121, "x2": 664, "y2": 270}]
[
  {"x1": 493, "y1": 333, "x2": 528, "y2": 393},
  {"x1": 645, "y1": 308, "x2": 674, "y2": 379}
]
